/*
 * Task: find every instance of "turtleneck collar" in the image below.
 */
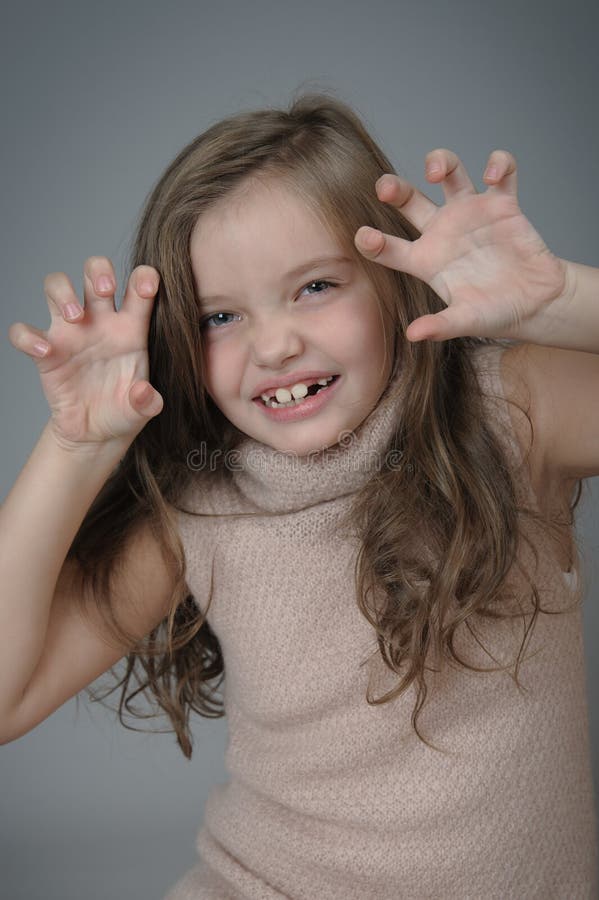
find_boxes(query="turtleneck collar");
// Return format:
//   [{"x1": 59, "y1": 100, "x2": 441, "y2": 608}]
[{"x1": 229, "y1": 371, "x2": 407, "y2": 514}]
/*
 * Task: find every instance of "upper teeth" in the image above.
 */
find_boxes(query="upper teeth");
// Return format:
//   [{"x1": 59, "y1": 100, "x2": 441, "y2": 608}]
[{"x1": 260, "y1": 376, "x2": 334, "y2": 404}]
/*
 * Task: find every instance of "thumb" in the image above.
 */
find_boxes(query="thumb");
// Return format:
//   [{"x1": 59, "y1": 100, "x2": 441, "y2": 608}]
[
  {"x1": 354, "y1": 226, "x2": 415, "y2": 275},
  {"x1": 405, "y1": 309, "x2": 469, "y2": 343},
  {"x1": 129, "y1": 380, "x2": 164, "y2": 418}
]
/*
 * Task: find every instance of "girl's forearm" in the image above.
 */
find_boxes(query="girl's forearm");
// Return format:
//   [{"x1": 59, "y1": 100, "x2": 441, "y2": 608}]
[
  {"x1": 0, "y1": 421, "x2": 127, "y2": 723},
  {"x1": 526, "y1": 260, "x2": 599, "y2": 354}
]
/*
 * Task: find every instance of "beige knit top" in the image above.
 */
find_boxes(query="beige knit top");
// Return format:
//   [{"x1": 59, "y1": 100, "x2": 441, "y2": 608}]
[{"x1": 164, "y1": 343, "x2": 598, "y2": 900}]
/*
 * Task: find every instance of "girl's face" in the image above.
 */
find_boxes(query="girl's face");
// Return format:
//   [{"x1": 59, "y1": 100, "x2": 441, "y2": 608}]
[{"x1": 190, "y1": 178, "x2": 394, "y2": 456}]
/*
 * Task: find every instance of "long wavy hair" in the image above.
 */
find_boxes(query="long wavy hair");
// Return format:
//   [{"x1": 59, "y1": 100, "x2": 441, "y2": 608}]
[{"x1": 69, "y1": 89, "x2": 584, "y2": 758}]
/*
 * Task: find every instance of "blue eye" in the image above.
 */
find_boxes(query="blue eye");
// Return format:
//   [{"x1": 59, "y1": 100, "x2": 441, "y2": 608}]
[
  {"x1": 201, "y1": 312, "x2": 239, "y2": 330},
  {"x1": 302, "y1": 279, "x2": 336, "y2": 296}
]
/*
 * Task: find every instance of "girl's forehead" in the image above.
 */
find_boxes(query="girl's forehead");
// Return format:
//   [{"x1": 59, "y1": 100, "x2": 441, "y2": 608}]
[
  {"x1": 191, "y1": 181, "x2": 345, "y2": 262},
  {"x1": 193, "y1": 177, "x2": 327, "y2": 235}
]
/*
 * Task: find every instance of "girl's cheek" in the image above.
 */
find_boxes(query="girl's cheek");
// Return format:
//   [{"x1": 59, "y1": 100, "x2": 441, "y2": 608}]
[
  {"x1": 204, "y1": 338, "x2": 242, "y2": 386},
  {"x1": 201, "y1": 341, "x2": 221, "y2": 389}
]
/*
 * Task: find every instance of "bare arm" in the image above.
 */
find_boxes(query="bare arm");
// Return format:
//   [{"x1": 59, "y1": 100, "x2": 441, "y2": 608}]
[
  {"x1": 1, "y1": 257, "x2": 170, "y2": 742},
  {"x1": 0, "y1": 423, "x2": 126, "y2": 732},
  {"x1": 0, "y1": 500, "x2": 174, "y2": 745}
]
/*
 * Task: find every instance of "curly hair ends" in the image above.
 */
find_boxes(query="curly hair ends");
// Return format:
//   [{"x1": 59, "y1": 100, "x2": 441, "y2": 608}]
[{"x1": 66, "y1": 89, "x2": 584, "y2": 759}]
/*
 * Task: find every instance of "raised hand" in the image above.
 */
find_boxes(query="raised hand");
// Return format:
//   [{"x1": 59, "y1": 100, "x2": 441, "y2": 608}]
[
  {"x1": 355, "y1": 149, "x2": 572, "y2": 344},
  {"x1": 7, "y1": 257, "x2": 163, "y2": 451}
]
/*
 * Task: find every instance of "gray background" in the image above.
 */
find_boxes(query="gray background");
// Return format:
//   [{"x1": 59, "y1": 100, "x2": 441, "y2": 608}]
[{"x1": 1, "y1": 1, "x2": 598, "y2": 897}]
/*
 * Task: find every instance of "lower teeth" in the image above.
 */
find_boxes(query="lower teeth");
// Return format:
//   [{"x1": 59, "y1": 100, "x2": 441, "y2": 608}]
[
  {"x1": 266, "y1": 396, "x2": 309, "y2": 409},
  {"x1": 264, "y1": 382, "x2": 331, "y2": 409}
]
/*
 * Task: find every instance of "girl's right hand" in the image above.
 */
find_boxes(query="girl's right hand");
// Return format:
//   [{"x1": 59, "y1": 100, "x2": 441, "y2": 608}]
[{"x1": 7, "y1": 257, "x2": 164, "y2": 452}]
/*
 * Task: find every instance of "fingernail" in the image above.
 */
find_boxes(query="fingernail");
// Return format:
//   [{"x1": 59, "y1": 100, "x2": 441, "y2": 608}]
[
  {"x1": 33, "y1": 340, "x2": 50, "y2": 357},
  {"x1": 138, "y1": 383, "x2": 152, "y2": 403},
  {"x1": 426, "y1": 163, "x2": 441, "y2": 176},
  {"x1": 360, "y1": 227, "x2": 382, "y2": 248},
  {"x1": 64, "y1": 302, "x2": 83, "y2": 319},
  {"x1": 485, "y1": 165, "x2": 498, "y2": 180},
  {"x1": 97, "y1": 276, "x2": 113, "y2": 292},
  {"x1": 376, "y1": 174, "x2": 393, "y2": 190}
]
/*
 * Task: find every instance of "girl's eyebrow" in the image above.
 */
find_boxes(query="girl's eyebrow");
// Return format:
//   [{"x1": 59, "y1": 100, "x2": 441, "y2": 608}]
[
  {"x1": 283, "y1": 254, "x2": 354, "y2": 280},
  {"x1": 198, "y1": 255, "x2": 354, "y2": 305}
]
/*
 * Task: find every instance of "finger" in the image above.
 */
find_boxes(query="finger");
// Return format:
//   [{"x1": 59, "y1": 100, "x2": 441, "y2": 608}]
[
  {"x1": 7, "y1": 321, "x2": 52, "y2": 359},
  {"x1": 83, "y1": 256, "x2": 117, "y2": 313},
  {"x1": 425, "y1": 149, "x2": 477, "y2": 199},
  {"x1": 375, "y1": 174, "x2": 438, "y2": 232},
  {"x1": 128, "y1": 380, "x2": 164, "y2": 419},
  {"x1": 354, "y1": 226, "x2": 417, "y2": 276},
  {"x1": 120, "y1": 266, "x2": 160, "y2": 320},
  {"x1": 405, "y1": 307, "x2": 479, "y2": 343},
  {"x1": 482, "y1": 149, "x2": 518, "y2": 196},
  {"x1": 43, "y1": 272, "x2": 85, "y2": 324}
]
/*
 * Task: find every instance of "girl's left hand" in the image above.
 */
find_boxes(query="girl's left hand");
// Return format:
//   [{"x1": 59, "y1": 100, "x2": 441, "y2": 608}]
[{"x1": 355, "y1": 149, "x2": 572, "y2": 343}]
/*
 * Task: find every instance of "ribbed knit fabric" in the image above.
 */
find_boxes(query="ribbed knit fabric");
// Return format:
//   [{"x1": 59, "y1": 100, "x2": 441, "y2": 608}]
[{"x1": 164, "y1": 344, "x2": 598, "y2": 900}]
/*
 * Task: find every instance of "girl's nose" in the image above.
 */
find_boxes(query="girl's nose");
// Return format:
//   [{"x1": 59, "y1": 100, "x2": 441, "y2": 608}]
[{"x1": 249, "y1": 314, "x2": 304, "y2": 368}]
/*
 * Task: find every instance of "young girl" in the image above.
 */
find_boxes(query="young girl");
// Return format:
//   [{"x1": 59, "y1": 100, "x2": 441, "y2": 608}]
[{"x1": 2, "y1": 93, "x2": 598, "y2": 898}]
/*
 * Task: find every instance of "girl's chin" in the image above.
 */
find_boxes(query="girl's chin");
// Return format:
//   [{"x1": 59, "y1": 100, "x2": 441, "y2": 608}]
[{"x1": 253, "y1": 425, "x2": 347, "y2": 457}]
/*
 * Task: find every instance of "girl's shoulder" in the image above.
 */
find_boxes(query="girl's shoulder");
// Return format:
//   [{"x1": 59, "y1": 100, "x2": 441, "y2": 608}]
[
  {"x1": 489, "y1": 342, "x2": 575, "y2": 502},
  {"x1": 471, "y1": 342, "x2": 578, "y2": 570},
  {"x1": 484, "y1": 339, "x2": 599, "y2": 496}
]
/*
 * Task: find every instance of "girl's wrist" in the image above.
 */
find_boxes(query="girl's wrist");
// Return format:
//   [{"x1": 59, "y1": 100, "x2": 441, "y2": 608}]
[
  {"x1": 521, "y1": 259, "x2": 599, "y2": 354},
  {"x1": 41, "y1": 420, "x2": 132, "y2": 467}
]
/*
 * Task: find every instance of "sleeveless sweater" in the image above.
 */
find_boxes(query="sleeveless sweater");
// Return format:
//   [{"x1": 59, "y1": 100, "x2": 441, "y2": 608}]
[{"x1": 164, "y1": 344, "x2": 598, "y2": 900}]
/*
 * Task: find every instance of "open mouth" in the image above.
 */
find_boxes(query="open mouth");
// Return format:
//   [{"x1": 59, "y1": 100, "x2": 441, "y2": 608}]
[{"x1": 256, "y1": 375, "x2": 340, "y2": 409}]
